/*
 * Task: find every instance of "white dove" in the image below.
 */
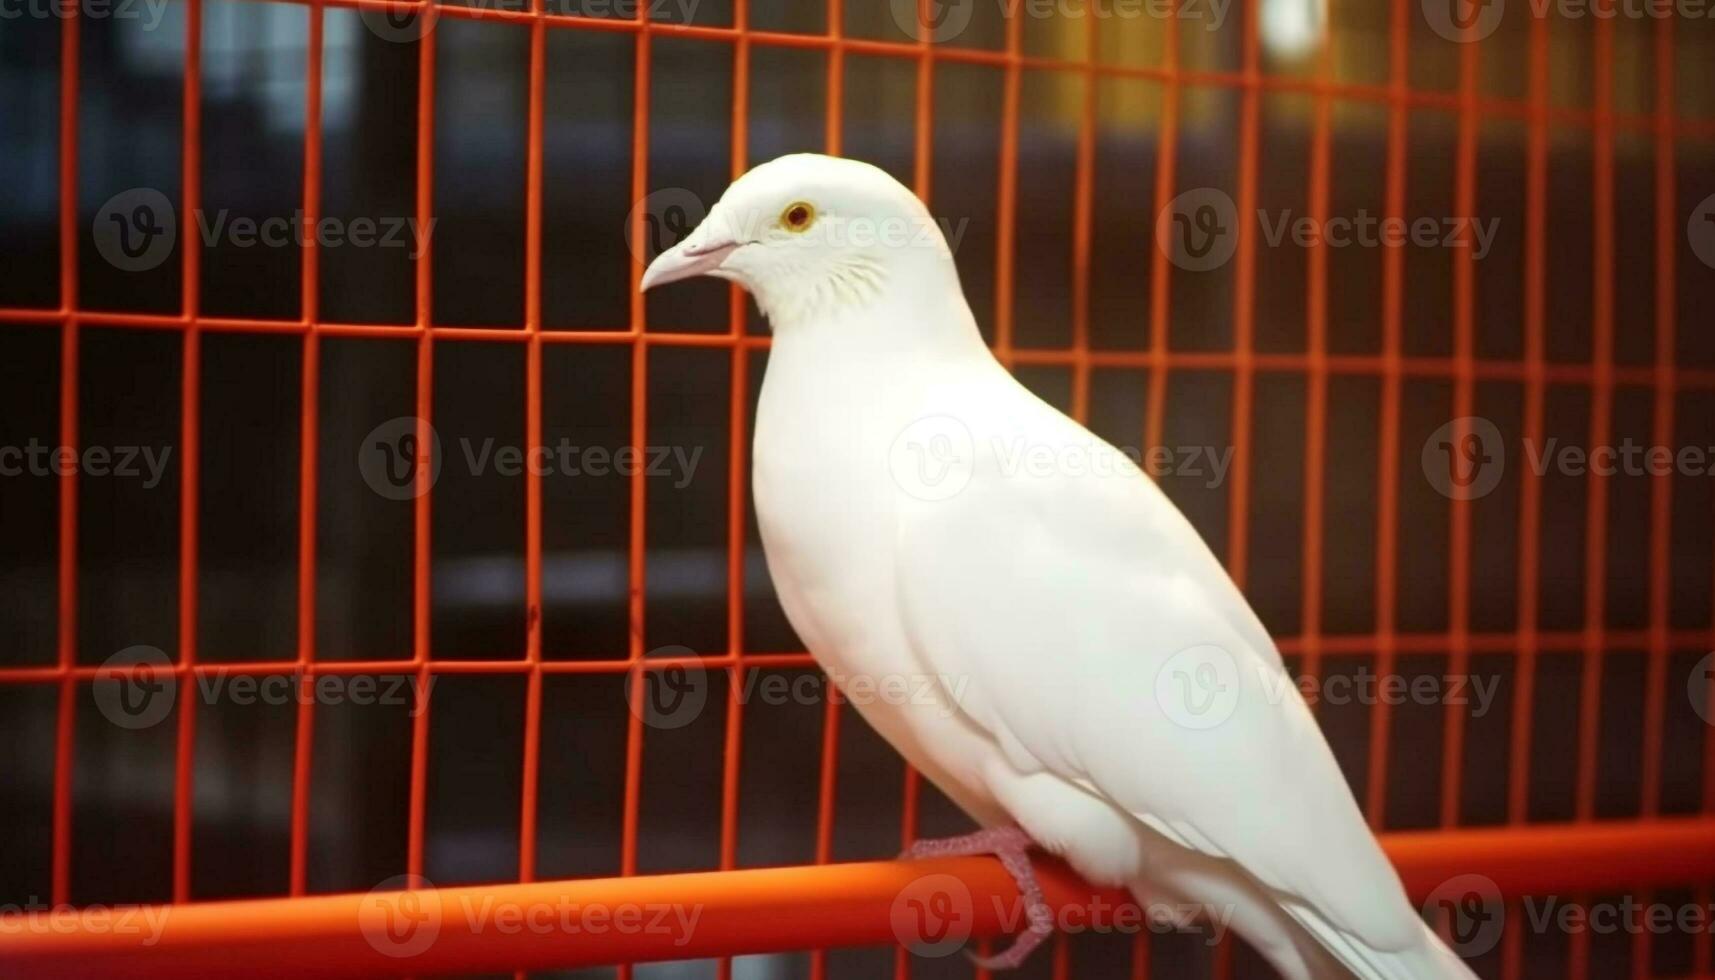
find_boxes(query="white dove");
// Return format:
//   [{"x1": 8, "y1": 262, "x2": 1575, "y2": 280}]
[{"x1": 641, "y1": 153, "x2": 1476, "y2": 980}]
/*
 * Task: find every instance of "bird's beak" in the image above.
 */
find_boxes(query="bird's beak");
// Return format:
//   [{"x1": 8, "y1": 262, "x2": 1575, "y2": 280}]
[{"x1": 640, "y1": 232, "x2": 742, "y2": 291}]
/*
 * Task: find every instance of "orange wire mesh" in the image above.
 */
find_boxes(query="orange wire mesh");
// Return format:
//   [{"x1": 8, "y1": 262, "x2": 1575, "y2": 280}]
[{"x1": 0, "y1": 0, "x2": 1713, "y2": 977}]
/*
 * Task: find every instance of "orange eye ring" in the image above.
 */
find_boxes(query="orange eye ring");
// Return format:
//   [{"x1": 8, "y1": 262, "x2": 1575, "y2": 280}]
[{"x1": 781, "y1": 201, "x2": 815, "y2": 233}]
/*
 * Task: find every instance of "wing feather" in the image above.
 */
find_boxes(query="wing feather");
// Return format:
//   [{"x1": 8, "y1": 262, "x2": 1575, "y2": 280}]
[{"x1": 891, "y1": 393, "x2": 1421, "y2": 955}]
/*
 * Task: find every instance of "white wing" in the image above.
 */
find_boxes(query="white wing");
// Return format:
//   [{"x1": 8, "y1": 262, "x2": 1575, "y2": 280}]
[{"x1": 891, "y1": 376, "x2": 1425, "y2": 961}]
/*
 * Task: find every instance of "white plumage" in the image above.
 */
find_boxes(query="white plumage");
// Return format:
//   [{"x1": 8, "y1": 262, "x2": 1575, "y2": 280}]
[{"x1": 642, "y1": 153, "x2": 1476, "y2": 980}]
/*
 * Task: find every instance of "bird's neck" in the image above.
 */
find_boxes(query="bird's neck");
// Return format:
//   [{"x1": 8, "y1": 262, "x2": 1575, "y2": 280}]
[{"x1": 765, "y1": 253, "x2": 993, "y2": 365}]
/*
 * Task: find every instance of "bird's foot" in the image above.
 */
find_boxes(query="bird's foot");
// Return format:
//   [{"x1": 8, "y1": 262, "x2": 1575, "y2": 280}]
[{"x1": 900, "y1": 826, "x2": 1054, "y2": 970}]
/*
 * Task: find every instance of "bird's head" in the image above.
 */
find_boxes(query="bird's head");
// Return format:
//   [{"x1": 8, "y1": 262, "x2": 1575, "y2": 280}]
[{"x1": 640, "y1": 154, "x2": 960, "y2": 330}]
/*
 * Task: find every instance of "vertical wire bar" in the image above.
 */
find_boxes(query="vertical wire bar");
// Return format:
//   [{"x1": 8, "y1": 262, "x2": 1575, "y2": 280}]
[
  {"x1": 1210, "y1": 8, "x2": 1262, "y2": 976},
  {"x1": 1364, "y1": 0, "x2": 1411, "y2": 827},
  {"x1": 1438, "y1": 4, "x2": 1480, "y2": 831},
  {"x1": 898, "y1": 0, "x2": 937, "y2": 862},
  {"x1": 1632, "y1": 15, "x2": 1677, "y2": 980},
  {"x1": 1143, "y1": 0, "x2": 1180, "y2": 466},
  {"x1": 1057, "y1": 22, "x2": 1099, "y2": 980},
  {"x1": 172, "y1": 0, "x2": 204, "y2": 905},
  {"x1": 1574, "y1": 3, "x2": 1618, "y2": 823},
  {"x1": 1699, "y1": 19, "x2": 1715, "y2": 978},
  {"x1": 810, "y1": 12, "x2": 843, "y2": 977},
  {"x1": 1570, "y1": 8, "x2": 1617, "y2": 978},
  {"x1": 1135, "y1": 11, "x2": 1180, "y2": 971},
  {"x1": 516, "y1": 0, "x2": 547, "y2": 903},
  {"x1": 1299, "y1": 0, "x2": 1334, "y2": 706},
  {"x1": 1500, "y1": 15, "x2": 1550, "y2": 980},
  {"x1": 897, "y1": 9, "x2": 937, "y2": 979},
  {"x1": 992, "y1": 0, "x2": 1021, "y2": 368},
  {"x1": 289, "y1": 0, "x2": 325, "y2": 899},
  {"x1": 619, "y1": 13, "x2": 654, "y2": 980},
  {"x1": 1225, "y1": 0, "x2": 1261, "y2": 597},
  {"x1": 1067, "y1": 1, "x2": 1097, "y2": 424},
  {"x1": 1638, "y1": 2, "x2": 1677, "y2": 816},
  {"x1": 717, "y1": 8, "x2": 752, "y2": 980},
  {"x1": 50, "y1": 0, "x2": 81, "y2": 910},
  {"x1": 406, "y1": 17, "x2": 438, "y2": 883}
]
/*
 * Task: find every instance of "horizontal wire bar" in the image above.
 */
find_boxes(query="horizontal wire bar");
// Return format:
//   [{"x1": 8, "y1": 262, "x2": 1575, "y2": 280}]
[
  {"x1": 4, "y1": 628, "x2": 1711, "y2": 684},
  {"x1": 3, "y1": 817, "x2": 1711, "y2": 979},
  {"x1": 4, "y1": 310, "x2": 1714, "y2": 388}
]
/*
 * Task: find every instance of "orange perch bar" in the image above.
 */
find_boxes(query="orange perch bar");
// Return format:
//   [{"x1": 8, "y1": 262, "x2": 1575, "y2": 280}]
[{"x1": 3, "y1": 818, "x2": 1712, "y2": 979}]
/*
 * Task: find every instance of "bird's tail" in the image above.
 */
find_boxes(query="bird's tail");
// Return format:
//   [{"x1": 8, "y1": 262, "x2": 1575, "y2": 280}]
[{"x1": 1279, "y1": 899, "x2": 1478, "y2": 980}]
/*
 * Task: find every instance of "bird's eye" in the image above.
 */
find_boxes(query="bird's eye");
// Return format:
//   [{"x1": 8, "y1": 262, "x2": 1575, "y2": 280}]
[{"x1": 781, "y1": 201, "x2": 815, "y2": 233}]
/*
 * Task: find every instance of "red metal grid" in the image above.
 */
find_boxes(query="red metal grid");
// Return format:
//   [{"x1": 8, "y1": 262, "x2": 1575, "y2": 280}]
[{"x1": 1, "y1": 0, "x2": 1713, "y2": 976}]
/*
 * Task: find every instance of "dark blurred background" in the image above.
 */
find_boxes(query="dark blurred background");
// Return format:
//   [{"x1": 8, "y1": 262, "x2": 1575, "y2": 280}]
[{"x1": 1, "y1": 1, "x2": 1714, "y2": 977}]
